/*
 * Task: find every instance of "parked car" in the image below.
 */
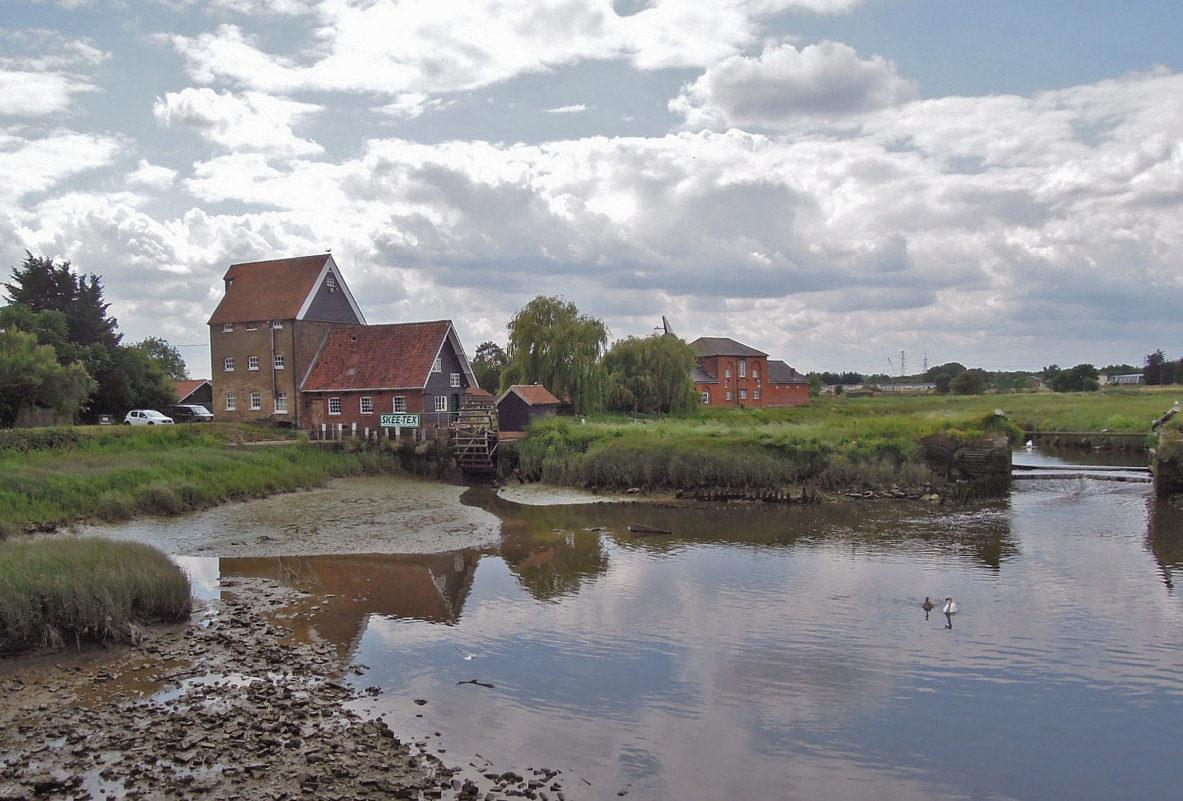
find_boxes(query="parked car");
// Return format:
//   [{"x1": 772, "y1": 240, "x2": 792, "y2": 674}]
[
  {"x1": 167, "y1": 404, "x2": 214, "y2": 423},
  {"x1": 123, "y1": 409, "x2": 174, "y2": 425}
]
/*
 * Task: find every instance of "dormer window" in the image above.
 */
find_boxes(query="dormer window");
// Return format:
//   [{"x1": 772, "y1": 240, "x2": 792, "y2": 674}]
[
  {"x1": 222, "y1": 323, "x2": 233, "y2": 333},
  {"x1": 433, "y1": 357, "x2": 442, "y2": 373}
]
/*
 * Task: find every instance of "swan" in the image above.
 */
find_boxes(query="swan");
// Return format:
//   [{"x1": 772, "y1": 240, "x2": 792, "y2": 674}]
[
  {"x1": 943, "y1": 596, "x2": 958, "y2": 629},
  {"x1": 1024, "y1": 440, "x2": 1033, "y2": 451}
]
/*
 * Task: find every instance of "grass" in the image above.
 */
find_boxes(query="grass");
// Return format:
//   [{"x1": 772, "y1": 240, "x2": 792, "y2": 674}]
[
  {"x1": 515, "y1": 388, "x2": 1180, "y2": 494},
  {"x1": 0, "y1": 537, "x2": 191, "y2": 652},
  {"x1": 0, "y1": 424, "x2": 403, "y2": 535}
]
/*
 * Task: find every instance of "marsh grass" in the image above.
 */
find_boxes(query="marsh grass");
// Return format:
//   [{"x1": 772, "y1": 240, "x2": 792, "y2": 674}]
[
  {"x1": 0, "y1": 426, "x2": 403, "y2": 534},
  {"x1": 0, "y1": 537, "x2": 190, "y2": 652},
  {"x1": 517, "y1": 391, "x2": 1174, "y2": 495}
]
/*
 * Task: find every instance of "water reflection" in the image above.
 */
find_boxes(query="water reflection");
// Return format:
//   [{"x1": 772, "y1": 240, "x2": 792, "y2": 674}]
[{"x1": 1146, "y1": 499, "x2": 1183, "y2": 591}]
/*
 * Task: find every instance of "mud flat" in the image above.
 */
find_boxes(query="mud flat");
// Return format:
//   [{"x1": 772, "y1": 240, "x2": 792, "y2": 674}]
[
  {"x1": 0, "y1": 578, "x2": 459, "y2": 800},
  {"x1": 71, "y1": 475, "x2": 502, "y2": 558}
]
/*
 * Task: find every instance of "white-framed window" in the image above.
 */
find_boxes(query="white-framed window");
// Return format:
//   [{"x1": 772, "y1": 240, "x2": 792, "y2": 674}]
[
  {"x1": 274, "y1": 391, "x2": 288, "y2": 413},
  {"x1": 739, "y1": 359, "x2": 747, "y2": 378},
  {"x1": 724, "y1": 368, "x2": 732, "y2": 379},
  {"x1": 250, "y1": 392, "x2": 261, "y2": 411},
  {"x1": 224, "y1": 357, "x2": 235, "y2": 372},
  {"x1": 434, "y1": 395, "x2": 448, "y2": 412},
  {"x1": 272, "y1": 321, "x2": 283, "y2": 329},
  {"x1": 753, "y1": 368, "x2": 760, "y2": 381},
  {"x1": 328, "y1": 397, "x2": 341, "y2": 415},
  {"x1": 739, "y1": 389, "x2": 748, "y2": 400},
  {"x1": 700, "y1": 391, "x2": 710, "y2": 404},
  {"x1": 325, "y1": 273, "x2": 337, "y2": 290},
  {"x1": 273, "y1": 353, "x2": 285, "y2": 370},
  {"x1": 248, "y1": 355, "x2": 259, "y2": 371},
  {"x1": 450, "y1": 372, "x2": 460, "y2": 388},
  {"x1": 753, "y1": 390, "x2": 760, "y2": 400},
  {"x1": 360, "y1": 396, "x2": 374, "y2": 414},
  {"x1": 222, "y1": 323, "x2": 233, "y2": 333},
  {"x1": 433, "y1": 357, "x2": 442, "y2": 373},
  {"x1": 392, "y1": 396, "x2": 407, "y2": 413},
  {"x1": 225, "y1": 393, "x2": 236, "y2": 411},
  {"x1": 725, "y1": 391, "x2": 733, "y2": 401},
  {"x1": 246, "y1": 325, "x2": 258, "y2": 331}
]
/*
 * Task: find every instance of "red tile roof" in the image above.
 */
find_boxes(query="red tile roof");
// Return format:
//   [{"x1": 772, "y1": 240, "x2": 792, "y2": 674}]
[
  {"x1": 207, "y1": 254, "x2": 338, "y2": 325},
  {"x1": 499, "y1": 384, "x2": 561, "y2": 406},
  {"x1": 173, "y1": 379, "x2": 210, "y2": 399},
  {"x1": 301, "y1": 321, "x2": 458, "y2": 391}
]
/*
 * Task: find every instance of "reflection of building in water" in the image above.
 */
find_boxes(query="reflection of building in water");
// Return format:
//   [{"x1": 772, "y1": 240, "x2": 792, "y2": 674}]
[
  {"x1": 1146, "y1": 499, "x2": 1183, "y2": 591},
  {"x1": 220, "y1": 551, "x2": 481, "y2": 656}
]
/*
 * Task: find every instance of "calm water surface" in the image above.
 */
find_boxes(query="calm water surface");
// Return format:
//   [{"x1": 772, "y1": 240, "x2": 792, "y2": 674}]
[{"x1": 172, "y1": 452, "x2": 1183, "y2": 800}]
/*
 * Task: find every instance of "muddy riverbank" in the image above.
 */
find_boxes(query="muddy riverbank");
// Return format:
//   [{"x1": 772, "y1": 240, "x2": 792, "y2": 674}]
[{"x1": 0, "y1": 578, "x2": 454, "y2": 800}]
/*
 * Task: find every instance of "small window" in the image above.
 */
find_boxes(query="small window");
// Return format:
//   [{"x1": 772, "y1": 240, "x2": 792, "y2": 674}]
[
  {"x1": 450, "y1": 372, "x2": 460, "y2": 388},
  {"x1": 724, "y1": 368, "x2": 732, "y2": 379},
  {"x1": 246, "y1": 325, "x2": 257, "y2": 331},
  {"x1": 753, "y1": 368, "x2": 760, "y2": 381},
  {"x1": 325, "y1": 273, "x2": 337, "y2": 289},
  {"x1": 328, "y1": 397, "x2": 341, "y2": 415},
  {"x1": 360, "y1": 396, "x2": 374, "y2": 415},
  {"x1": 224, "y1": 357, "x2": 235, "y2": 372},
  {"x1": 725, "y1": 391, "x2": 733, "y2": 401},
  {"x1": 225, "y1": 393, "x2": 236, "y2": 411},
  {"x1": 700, "y1": 391, "x2": 710, "y2": 404},
  {"x1": 392, "y1": 396, "x2": 407, "y2": 413},
  {"x1": 250, "y1": 392, "x2": 261, "y2": 411},
  {"x1": 434, "y1": 395, "x2": 448, "y2": 412},
  {"x1": 739, "y1": 389, "x2": 748, "y2": 400},
  {"x1": 739, "y1": 359, "x2": 747, "y2": 378},
  {"x1": 248, "y1": 355, "x2": 259, "y2": 371},
  {"x1": 272, "y1": 321, "x2": 283, "y2": 329},
  {"x1": 222, "y1": 323, "x2": 233, "y2": 333},
  {"x1": 433, "y1": 357, "x2": 442, "y2": 373},
  {"x1": 274, "y1": 391, "x2": 288, "y2": 413},
  {"x1": 753, "y1": 389, "x2": 760, "y2": 400},
  {"x1": 274, "y1": 353, "x2": 285, "y2": 370}
]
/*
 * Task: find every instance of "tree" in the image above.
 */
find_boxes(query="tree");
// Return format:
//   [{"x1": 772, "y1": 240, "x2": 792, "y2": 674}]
[
  {"x1": 0, "y1": 327, "x2": 94, "y2": 426},
  {"x1": 1051, "y1": 363, "x2": 1100, "y2": 392},
  {"x1": 603, "y1": 334, "x2": 697, "y2": 416},
  {"x1": 131, "y1": 337, "x2": 188, "y2": 381},
  {"x1": 933, "y1": 372, "x2": 953, "y2": 395},
  {"x1": 4, "y1": 252, "x2": 120, "y2": 348},
  {"x1": 1144, "y1": 350, "x2": 1176, "y2": 385},
  {"x1": 925, "y1": 362, "x2": 966, "y2": 382},
  {"x1": 502, "y1": 296, "x2": 608, "y2": 415},
  {"x1": 470, "y1": 341, "x2": 508, "y2": 394},
  {"x1": 950, "y1": 368, "x2": 989, "y2": 395}
]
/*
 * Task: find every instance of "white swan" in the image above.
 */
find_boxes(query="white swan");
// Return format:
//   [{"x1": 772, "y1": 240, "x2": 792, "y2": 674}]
[{"x1": 943, "y1": 597, "x2": 958, "y2": 615}]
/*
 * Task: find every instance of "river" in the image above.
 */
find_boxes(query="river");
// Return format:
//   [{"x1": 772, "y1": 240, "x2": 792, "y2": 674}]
[{"x1": 123, "y1": 450, "x2": 1183, "y2": 800}]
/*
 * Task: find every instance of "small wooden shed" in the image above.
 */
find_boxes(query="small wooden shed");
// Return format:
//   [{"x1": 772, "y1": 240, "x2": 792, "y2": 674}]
[{"x1": 496, "y1": 384, "x2": 560, "y2": 433}]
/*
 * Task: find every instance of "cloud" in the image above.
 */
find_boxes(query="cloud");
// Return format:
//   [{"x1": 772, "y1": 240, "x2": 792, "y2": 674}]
[
  {"x1": 127, "y1": 159, "x2": 178, "y2": 190},
  {"x1": 546, "y1": 104, "x2": 591, "y2": 114},
  {"x1": 0, "y1": 129, "x2": 122, "y2": 203},
  {"x1": 671, "y1": 41, "x2": 919, "y2": 129},
  {"x1": 0, "y1": 30, "x2": 107, "y2": 116},
  {"x1": 166, "y1": 1, "x2": 877, "y2": 98},
  {"x1": 153, "y1": 87, "x2": 324, "y2": 156}
]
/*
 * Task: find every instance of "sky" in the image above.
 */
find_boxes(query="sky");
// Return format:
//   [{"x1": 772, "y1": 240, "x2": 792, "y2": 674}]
[{"x1": 3, "y1": 0, "x2": 1183, "y2": 380}]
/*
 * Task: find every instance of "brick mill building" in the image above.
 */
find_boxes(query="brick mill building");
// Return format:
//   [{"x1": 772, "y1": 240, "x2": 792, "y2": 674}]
[{"x1": 207, "y1": 254, "x2": 366, "y2": 428}]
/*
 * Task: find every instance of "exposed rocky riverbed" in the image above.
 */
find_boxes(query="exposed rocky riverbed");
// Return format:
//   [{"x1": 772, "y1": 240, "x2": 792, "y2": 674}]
[{"x1": 0, "y1": 577, "x2": 570, "y2": 801}]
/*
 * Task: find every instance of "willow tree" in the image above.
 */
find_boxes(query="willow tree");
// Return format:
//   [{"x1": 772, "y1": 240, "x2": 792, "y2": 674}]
[
  {"x1": 604, "y1": 334, "x2": 698, "y2": 416},
  {"x1": 502, "y1": 296, "x2": 608, "y2": 415}
]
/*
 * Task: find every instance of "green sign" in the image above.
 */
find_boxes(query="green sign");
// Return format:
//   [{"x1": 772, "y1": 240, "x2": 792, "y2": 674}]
[{"x1": 380, "y1": 413, "x2": 420, "y2": 428}]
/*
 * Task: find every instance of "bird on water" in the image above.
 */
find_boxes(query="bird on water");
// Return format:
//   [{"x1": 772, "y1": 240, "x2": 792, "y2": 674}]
[
  {"x1": 943, "y1": 597, "x2": 958, "y2": 629},
  {"x1": 922, "y1": 597, "x2": 934, "y2": 619}
]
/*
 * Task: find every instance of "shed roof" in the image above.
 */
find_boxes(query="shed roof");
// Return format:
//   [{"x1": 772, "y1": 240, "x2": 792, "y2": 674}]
[
  {"x1": 691, "y1": 336, "x2": 768, "y2": 358},
  {"x1": 173, "y1": 379, "x2": 211, "y2": 400},
  {"x1": 496, "y1": 384, "x2": 561, "y2": 407},
  {"x1": 301, "y1": 321, "x2": 475, "y2": 391},
  {"x1": 207, "y1": 254, "x2": 365, "y2": 325}
]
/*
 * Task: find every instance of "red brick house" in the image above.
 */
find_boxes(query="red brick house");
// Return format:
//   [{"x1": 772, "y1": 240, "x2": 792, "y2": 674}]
[
  {"x1": 300, "y1": 321, "x2": 477, "y2": 433},
  {"x1": 207, "y1": 254, "x2": 365, "y2": 426},
  {"x1": 765, "y1": 359, "x2": 810, "y2": 407},
  {"x1": 691, "y1": 337, "x2": 808, "y2": 408}
]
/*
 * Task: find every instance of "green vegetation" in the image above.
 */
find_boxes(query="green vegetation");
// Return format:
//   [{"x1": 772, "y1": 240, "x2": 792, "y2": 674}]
[
  {"x1": 0, "y1": 424, "x2": 402, "y2": 536},
  {"x1": 0, "y1": 537, "x2": 191, "y2": 652},
  {"x1": 514, "y1": 390, "x2": 1177, "y2": 495}
]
